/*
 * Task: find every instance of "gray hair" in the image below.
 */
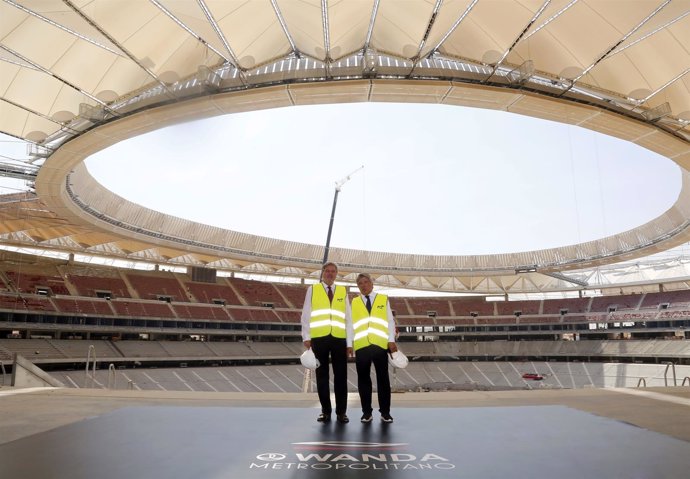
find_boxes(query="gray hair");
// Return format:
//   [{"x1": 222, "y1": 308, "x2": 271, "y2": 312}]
[{"x1": 356, "y1": 273, "x2": 372, "y2": 282}]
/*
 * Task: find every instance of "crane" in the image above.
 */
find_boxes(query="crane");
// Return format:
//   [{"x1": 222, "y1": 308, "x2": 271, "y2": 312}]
[{"x1": 321, "y1": 165, "x2": 364, "y2": 271}]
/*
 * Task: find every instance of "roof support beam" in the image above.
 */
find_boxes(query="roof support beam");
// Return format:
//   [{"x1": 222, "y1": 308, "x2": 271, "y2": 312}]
[
  {"x1": 363, "y1": 0, "x2": 381, "y2": 53},
  {"x1": 0, "y1": 161, "x2": 38, "y2": 181},
  {"x1": 270, "y1": 0, "x2": 300, "y2": 58},
  {"x1": 195, "y1": 0, "x2": 242, "y2": 69},
  {"x1": 541, "y1": 271, "x2": 588, "y2": 287},
  {"x1": 561, "y1": 0, "x2": 672, "y2": 95},
  {"x1": 408, "y1": 0, "x2": 443, "y2": 76},
  {"x1": 485, "y1": 0, "x2": 552, "y2": 81},
  {"x1": 520, "y1": 0, "x2": 580, "y2": 44},
  {"x1": 638, "y1": 68, "x2": 690, "y2": 105},
  {"x1": 415, "y1": 0, "x2": 443, "y2": 58},
  {"x1": 0, "y1": 45, "x2": 116, "y2": 116},
  {"x1": 149, "y1": 0, "x2": 234, "y2": 65},
  {"x1": 320, "y1": 0, "x2": 331, "y2": 58},
  {"x1": 61, "y1": 0, "x2": 174, "y2": 99},
  {"x1": 4, "y1": 0, "x2": 124, "y2": 56},
  {"x1": 0, "y1": 97, "x2": 78, "y2": 134},
  {"x1": 320, "y1": 0, "x2": 331, "y2": 76},
  {"x1": 610, "y1": 10, "x2": 689, "y2": 58},
  {"x1": 426, "y1": 0, "x2": 478, "y2": 57}
]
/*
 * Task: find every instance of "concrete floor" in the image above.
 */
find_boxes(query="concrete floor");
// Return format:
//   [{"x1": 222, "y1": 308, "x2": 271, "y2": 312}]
[
  {"x1": 0, "y1": 386, "x2": 689, "y2": 478},
  {"x1": 1, "y1": 385, "x2": 689, "y2": 444}
]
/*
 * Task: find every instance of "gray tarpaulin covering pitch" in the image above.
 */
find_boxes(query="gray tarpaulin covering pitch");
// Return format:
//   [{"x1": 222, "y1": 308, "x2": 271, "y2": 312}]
[{"x1": 1, "y1": 406, "x2": 689, "y2": 479}]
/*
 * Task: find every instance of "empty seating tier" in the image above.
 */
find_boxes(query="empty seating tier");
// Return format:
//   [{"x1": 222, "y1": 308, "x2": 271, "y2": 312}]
[
  {"x1": 406, "y1": 298, "x2": 452, "y2": 316},
  {"x1": 590, "y1": 294, "x2": 642, "y2": 312},
  {"x1": 542, "y1": 297, "x2": 590, "y2": 315},
  {"x1": 126, "y1": 272, "x2": 189, "y2": 302},
  {"x1": 53, "y1": 298, "x2": 114, "y2": 316},
  {"x1": 496, "y1": 300, "x2": 541, "y2": 316},
  {"x1": 227, "y1": 278, "x2": 287, "y2": 308},
  {"x1": 172, "y1": 304, "x2": 230, "y2": 321},
  {"x1": 184, "y1": 281, "x2": 241, "y2": 305},
  {"x1": 67, "y1": 274, "x2": 131, "y2": 298},
  {"x1": 449, "y1": 298, "x2": 495, "y2": 316},
  {"x1": 5, "y1": 269, "x2": 70, "y2": 296},
  {"x1": 640, "y1": 290, "x2": 690, "y2": 309}
]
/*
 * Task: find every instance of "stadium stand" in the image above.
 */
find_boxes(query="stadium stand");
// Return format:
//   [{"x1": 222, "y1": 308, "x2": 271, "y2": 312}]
[
  {"x1": 406, "y1": 298, "x2": 452, "y2": 316},
  {"x1": 273, "y1": 283, "x2": 309, "y2": 308},
  {"x1": 389, "y1": 296, "x2": 411, "y2": 316},
  {"x1": 590, "y1": 294, "x2": 643, "y2": 312},
  {"x1": 182, "y1": 279, "x2": 241, "y2": 305},
  {"x1": 226, "y1": 277, "x2": 288, "y2": 308},
  {"x1": 59, "y1": 267, "x2": 132, "y2": 298},
  {"x1": 496, "y1": 299, "x2": 540, "y2": 316},
  {"x1": 449, "y1": 297, "x2": 495, "y2": 316},
  {"x1": 542, "y1": 297, "x2": 590, "y2": 314},
  {"x1": 1, "y1": 265, "x2": 689, "y2": 386},
  {"x1": 5, "y1": 268, "x2": 70, "y2": 296},
  {"x1": 108, "y1": 300, "x2": 148, "y2": 318},
  {"x1": 274, "y1": 309, "x2": 301, "y2": 323},
  {"x1": 0, "y1": 292, "x2": 56, "y2": 312},
  {"x1": 52, "y1": 297, "x2": 115, "y2": 316},
  {"x1": 125, "y1": 271, "x2": 189, "y2": 302},
  {"x1": 2, "y1": 337, "x2": 687, "y2": 369},
  {"x1": 226, "y1": 307, "x2": 281, "y2": 323},
  {"x1": 171, "y1": 303, "x2": 230, "y2": 321},
  {"x1": 640, "y1": 290, "x2": 690, "y2": 309}
]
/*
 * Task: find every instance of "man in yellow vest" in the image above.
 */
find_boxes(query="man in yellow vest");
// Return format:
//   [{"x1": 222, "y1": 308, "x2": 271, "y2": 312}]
[
  {"x1": 301, "y1": 262, "x2": 353, "y2": 423},
  {"x1": 352, "y1": 273, "x2": 398, "y2": 423}
]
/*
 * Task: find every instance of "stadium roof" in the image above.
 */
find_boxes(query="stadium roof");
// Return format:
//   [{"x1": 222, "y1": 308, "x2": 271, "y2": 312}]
[{"x1": 1, "y1": 0, "x2": 690, "y2": 294}]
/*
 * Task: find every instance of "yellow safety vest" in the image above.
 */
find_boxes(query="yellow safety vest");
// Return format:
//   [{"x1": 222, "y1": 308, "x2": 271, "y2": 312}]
[
  {"x1": 352, "y1": 293, "x2": 390, "y2": 352},
  {"x1": 309, "y1": 284, "x2": 347, "y2": 339}
]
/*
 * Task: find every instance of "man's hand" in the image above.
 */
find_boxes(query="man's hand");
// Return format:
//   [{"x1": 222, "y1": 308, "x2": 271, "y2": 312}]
[
  {"x1": 346, "y1": 347, "x2": 353, "y2": 358},
  {"x1": 388, "y1": 342, "x2": 398, "y2": 353},
  {"x1": 303, "y1": 340, "x2": 311, "y2": 349}
]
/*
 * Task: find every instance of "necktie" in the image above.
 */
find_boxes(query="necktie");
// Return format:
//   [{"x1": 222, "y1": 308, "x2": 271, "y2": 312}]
[
  {"x1": 327, "y1": 286, "x2": 333, "y2": 302},
  {"x1": 365, "y1": 295, "x2": 371, "y2": 313}
]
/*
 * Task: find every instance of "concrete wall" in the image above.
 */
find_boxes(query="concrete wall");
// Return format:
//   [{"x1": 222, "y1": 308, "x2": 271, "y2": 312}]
[{"x1": 11, "y1": 354, "x2": 64, "y2": 388}]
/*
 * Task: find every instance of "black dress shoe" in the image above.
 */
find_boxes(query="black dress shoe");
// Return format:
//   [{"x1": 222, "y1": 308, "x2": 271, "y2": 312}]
[
  {"x1": 317, "y1": 413, "x2": 331, "y2": 422},
  {"x1": 336, "y1": 414, "x2": 349, "y2": 424}
]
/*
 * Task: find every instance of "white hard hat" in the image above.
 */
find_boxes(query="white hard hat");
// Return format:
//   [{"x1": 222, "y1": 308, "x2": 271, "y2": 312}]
[
  {"x1": 388, "y1": 350, "x2": 409, "y2": 369},
  {"x1": 300, "y1": 348, "x2": 320, "y2": 370}
]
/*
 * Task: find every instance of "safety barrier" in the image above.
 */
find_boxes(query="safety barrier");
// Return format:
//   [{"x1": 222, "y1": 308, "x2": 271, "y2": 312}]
[
  {"x1": 107, "y1": 363, "x2": 116, "y2": 389},
  {"x1": 302, "y1": 368, "x2": 312, "y2": 393},
  {"x1": 664, "y1": 362, "x2": 677, "y2": 387},
  {"x1": 84, "y1": 345, "x2": 97, "y2": 387}
]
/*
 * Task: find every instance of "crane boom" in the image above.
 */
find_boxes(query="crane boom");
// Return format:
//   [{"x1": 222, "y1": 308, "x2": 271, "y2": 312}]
[
  {"x1": 335, "y1": 165, "x2": 364, "y2": 191},
  {"x1": 321, "y1": 165, "x2": 365, "y2": 273}
]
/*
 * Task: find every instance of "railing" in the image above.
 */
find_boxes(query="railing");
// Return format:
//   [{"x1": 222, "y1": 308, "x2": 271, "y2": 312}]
[
  {"x1": 84, "y1": 345, "x2": 97, "y2": 387},
  {"x1": 663, "y1": 362, "x2": 677, "y2": 387},
  {"x1": 302, "y1": 368, "x2": 312, "y2": 393},
  {"x1": 636, "y1": 378, "x2": 647, "y2": 387},
  {"x1": 0, "y1": 360, "x2": 6, "y2": 386},
  {"x1": 682, "y1": 377, "x2": 690, "y2": 387},
  {"x1": 107, "y1": 363, "x2": 116, "y2": 389}
]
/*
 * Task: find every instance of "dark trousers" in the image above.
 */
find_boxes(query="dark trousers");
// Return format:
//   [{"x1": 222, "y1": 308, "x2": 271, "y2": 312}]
[
  {"x1": 311, "y1": 335, "x2": 348, "y2": 415},
  {"x1": 355, "y1": 344, "x2": 391, "y2": 415}
]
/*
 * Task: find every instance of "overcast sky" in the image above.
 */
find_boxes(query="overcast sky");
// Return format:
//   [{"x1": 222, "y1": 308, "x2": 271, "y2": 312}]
[
  {"x1": 0, "y1": 102, "x2": 682, "y2": 258},
  {"x1": 82, "y1": 102, "x2": 681, "y2": 257}
]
